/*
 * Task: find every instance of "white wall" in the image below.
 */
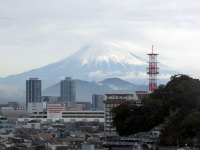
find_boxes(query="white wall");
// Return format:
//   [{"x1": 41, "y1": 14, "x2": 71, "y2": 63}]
[
  {"x1": 28, "y1": 102, "x2": 43, "y2": 113},
  {"x1": 27, "y1": 123, "x2": 41, "y2": 129}
]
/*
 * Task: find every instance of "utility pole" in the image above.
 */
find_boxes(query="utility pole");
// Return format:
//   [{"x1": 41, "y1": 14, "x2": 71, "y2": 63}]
[{"x1": 176, "y1": 139, "x2": 179, "y2": 150}]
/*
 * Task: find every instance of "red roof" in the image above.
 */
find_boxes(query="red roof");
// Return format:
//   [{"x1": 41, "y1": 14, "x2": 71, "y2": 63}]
[{"x1": 30, "y1": 134, "x2": 53, "y2": 139}]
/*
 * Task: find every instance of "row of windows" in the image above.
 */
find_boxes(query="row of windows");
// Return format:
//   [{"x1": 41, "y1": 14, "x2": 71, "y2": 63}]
[
  {"x1": 62, "y1": 116, "x2": 104, "y2": 118},
  {"x1": 107, "y1": 96, "x2": 133, "y2": 99},
  {"x1": 105, "y1": 104, "x2": 119, "y2": 107},
  {"x1": 62, "y1": 112, "x2": 104, "y2": 115},
  {"x1": 0, "y1": 126, "x2": 12, "y2": 128}
]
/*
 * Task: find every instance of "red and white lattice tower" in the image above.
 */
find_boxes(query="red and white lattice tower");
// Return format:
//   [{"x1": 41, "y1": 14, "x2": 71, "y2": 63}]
[{"x1": 147, "y1": 45, "x2": 159, "y2": 92}]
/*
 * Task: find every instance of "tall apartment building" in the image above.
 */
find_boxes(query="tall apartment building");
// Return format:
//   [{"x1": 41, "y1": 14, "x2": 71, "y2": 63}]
[
  {"x1": 104, "y1": 94, "x2": 135, "y2": 134},
  {"x1": 92, "y1": 94, "x2": 105, "y2": 110},
  {"x1": 60, "y1": 77, "x2": 76, "y2": 107},
  {"x1": 26, "y1": 78, "x2": 42, "y2": 110}
]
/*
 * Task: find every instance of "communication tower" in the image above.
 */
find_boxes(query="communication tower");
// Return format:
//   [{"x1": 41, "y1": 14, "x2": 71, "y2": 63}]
[{"x1": 147, "y1": 45, "x2": 159, "y2": 91}]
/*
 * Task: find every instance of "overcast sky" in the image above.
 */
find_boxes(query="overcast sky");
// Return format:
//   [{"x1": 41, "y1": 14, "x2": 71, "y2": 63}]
[{"x1": 0, "y1": 0, "x2": 200, "y2": 78}]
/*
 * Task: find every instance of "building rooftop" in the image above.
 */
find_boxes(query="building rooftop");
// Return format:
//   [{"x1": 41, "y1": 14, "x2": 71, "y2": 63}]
[{"x1": 28, "y1": 120, "x2": 41, "y2": 123}]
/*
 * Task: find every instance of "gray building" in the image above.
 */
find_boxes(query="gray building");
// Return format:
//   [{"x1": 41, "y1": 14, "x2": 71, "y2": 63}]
[
  {"x1": 60, "y1": 77, "x2": 76, "y2": 107},
  {"x1": 92, "y1": 94, "x2": 104, "y2": 110},
  {"x1": 26, "y1": 78, "x2": 42, "y2": 109}
]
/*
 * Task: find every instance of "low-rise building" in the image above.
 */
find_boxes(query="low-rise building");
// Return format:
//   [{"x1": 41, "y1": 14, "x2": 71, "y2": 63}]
[
  {"x1": 0, "y1": 116, "x2": 13, "y2": 133},
  {"x1": 18, "y1": 110, "x2": 104, "y2": 123},
  {"x1": 67, "y1": 103, "x2": 85, "y2": 111},
  {"x1": 62, "y1": 111, "x2": 104, "y2": 122},
  {"x1": 28, "y1": 102, "x2": 43, "y2": 113},
  {"x1": 47, "y1": 102, "x2": 66, "y2": 119},
  {"x1": 27, "y1": 120, "x2": 41, "y2": 129}
]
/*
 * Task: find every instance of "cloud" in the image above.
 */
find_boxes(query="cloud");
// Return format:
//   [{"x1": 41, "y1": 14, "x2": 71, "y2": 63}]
[
  {"x1": 159, "y1": 74, "x2": 172, "y2": 79},
  {"x1": 120, "y1": 72, "x2": 147, "y2": 80},
  {"x1": 0, "y1": 84, "x2": 25, "y2": 103},
  {"x1": 0, "y1": 0, "x2": 200, "y2": 77},
  {"x1": 108, "y1": 84, "x2": 119, "y2": 91},
  {"x1": 88, "y1": 70, "x2": 104, "y2": 78},
  {"x1": 88, "y1": 70, "x2": 122, "y2": 78}
]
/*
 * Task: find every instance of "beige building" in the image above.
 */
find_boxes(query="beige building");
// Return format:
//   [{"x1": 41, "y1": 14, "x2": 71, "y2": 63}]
[
  {"x1": 47, "y1": 102, "x2": 66, "y2": 119},
  {"x1": 104, "y1": 94, "x2": 135, "y2": 134},
  {"x1": 66, "y1": 103, "x2": 84, "y2": 111}
]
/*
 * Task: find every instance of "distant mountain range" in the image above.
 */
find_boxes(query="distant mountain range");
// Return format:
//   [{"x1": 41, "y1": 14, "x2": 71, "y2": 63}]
[
  {"x1": 0, "y1": 43, "x2": 178, "y2": 103},
  {"x1": 43, "y1": 77, "x2": 148, "y2": 102}
]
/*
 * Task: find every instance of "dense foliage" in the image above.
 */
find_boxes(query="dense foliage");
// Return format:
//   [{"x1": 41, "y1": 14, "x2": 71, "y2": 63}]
[{"x1": 111, "y1": 74, "x2": 200, "y2": 146}]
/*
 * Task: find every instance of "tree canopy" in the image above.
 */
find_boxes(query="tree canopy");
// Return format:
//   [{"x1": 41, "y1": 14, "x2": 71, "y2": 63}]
[{"x1": 111, "y1": 74, "x2": 200, "y2": 146}]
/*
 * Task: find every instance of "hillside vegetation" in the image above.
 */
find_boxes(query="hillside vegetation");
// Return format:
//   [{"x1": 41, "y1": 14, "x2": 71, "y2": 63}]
[{"x1": 111, "y1": 74, "x2": 200, "y2": 146}]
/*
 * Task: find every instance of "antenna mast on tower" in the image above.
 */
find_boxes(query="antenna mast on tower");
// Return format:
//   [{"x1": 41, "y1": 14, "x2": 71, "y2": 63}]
[{"x1": 147, "y1": 45, "x2": 159, "y2": 92}]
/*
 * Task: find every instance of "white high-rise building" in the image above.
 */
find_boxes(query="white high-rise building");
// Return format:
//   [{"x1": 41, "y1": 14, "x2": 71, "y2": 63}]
[{"x1": 60, "y1": 77, "x2": 76, "y2": 107}]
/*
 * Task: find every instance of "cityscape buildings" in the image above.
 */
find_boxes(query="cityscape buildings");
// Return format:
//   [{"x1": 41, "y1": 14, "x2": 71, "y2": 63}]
[{"x1": 60, "y1": 77, "x2": 76, "y2": 107}]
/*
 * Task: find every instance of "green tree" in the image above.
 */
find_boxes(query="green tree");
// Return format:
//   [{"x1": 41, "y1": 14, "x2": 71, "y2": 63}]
[
  {"x1": 182, "y1": 112, "x2": 200, "y2": 138},
  {"x1": 111, "y1": 74, "x2": 200, "y2": 145}
]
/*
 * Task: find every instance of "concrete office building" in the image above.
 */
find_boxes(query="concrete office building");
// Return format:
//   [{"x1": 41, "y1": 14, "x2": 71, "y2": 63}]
[
  {"x1": 26, "y1": 78, "x2": 42, "y2": 112},
  {"x1": 60, "y1": 77, "x2": 76, "y2": 107},
  {"x1": 92, "y1": 94, "x2": 104, "y2": 110}
]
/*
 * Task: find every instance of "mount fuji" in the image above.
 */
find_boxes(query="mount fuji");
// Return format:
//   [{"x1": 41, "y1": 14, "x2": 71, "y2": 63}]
[{"x1": 0, "y1": 43, "x2": 177, "y2": 102}]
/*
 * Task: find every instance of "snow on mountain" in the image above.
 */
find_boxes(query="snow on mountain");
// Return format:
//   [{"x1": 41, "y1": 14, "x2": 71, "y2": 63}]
[
  {"x1": 67, "y1": 44, "x2": 146, "y2": 66},
  {"x1": 0, "y1": 42, "x2": 178, "y2": 102}
]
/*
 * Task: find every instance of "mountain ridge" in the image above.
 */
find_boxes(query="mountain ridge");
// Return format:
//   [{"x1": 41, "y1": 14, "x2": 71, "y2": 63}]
[{"x1": 43, "y1": 77, "x2": 148, "y2": 102}]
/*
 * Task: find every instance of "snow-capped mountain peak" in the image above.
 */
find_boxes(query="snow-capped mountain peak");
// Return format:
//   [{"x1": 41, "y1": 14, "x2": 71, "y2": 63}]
[{"x1": 63, "y1": 43, "x2": 147, "y2": 66}]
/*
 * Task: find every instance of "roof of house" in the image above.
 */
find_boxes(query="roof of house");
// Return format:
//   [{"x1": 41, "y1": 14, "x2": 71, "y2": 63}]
[
  {"x1": 28, "y1": 120, "x2": 40, "y2": 123},
  {"x1": 30, "y1": 133, "x2": 53, "y2": 139}
]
